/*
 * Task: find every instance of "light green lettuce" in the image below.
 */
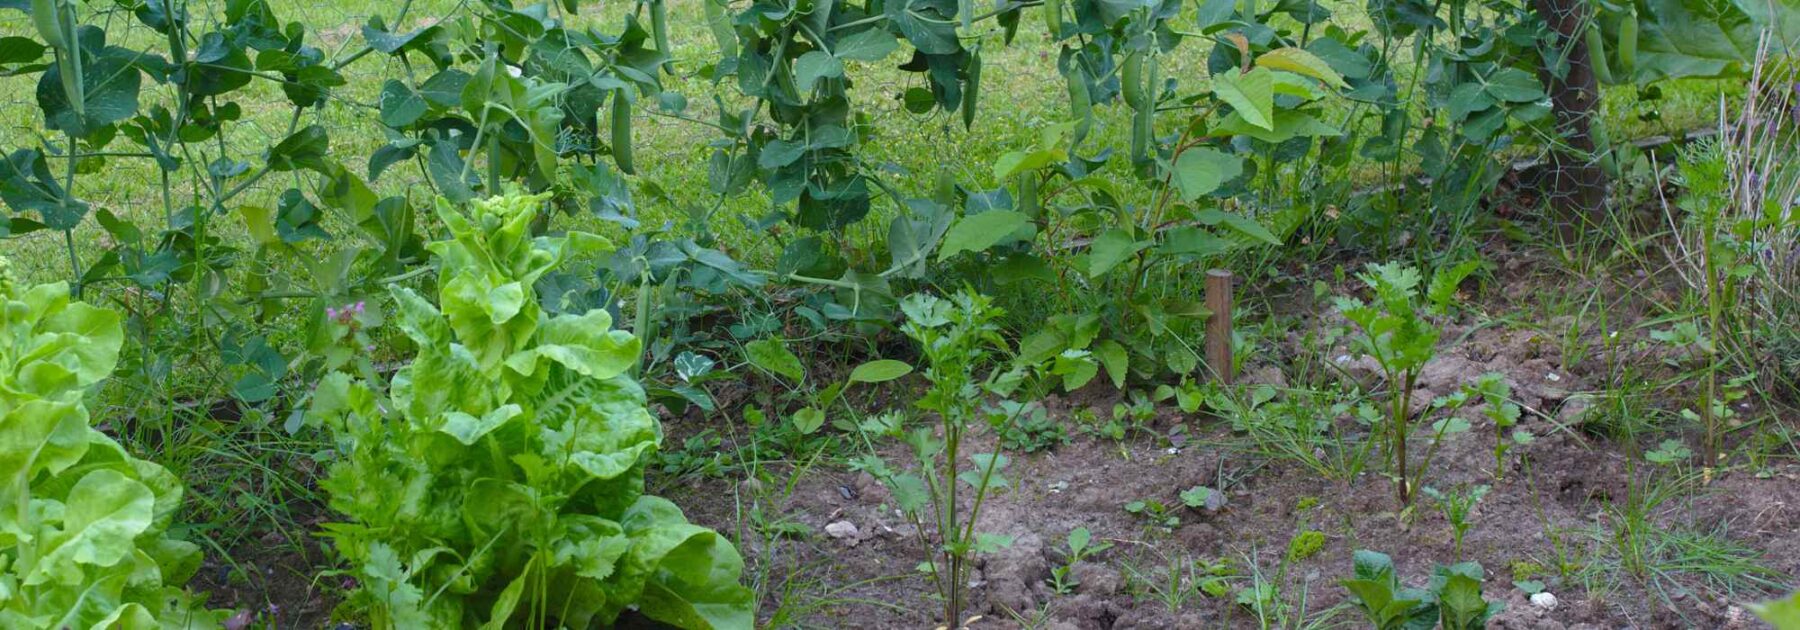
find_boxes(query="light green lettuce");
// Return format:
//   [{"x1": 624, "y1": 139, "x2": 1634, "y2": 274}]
[
  {"x1": 0, "y1": 257, "x2": 222, "y2": 629},
  {"x1": 309, "y1": 193, "x2": 753, "y2": 629}
]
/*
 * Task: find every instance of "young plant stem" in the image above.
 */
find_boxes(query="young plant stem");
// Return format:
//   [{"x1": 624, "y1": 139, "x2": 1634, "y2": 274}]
[{"x1": 1394, "y1": 370, "x2": 1417, "y2": 507}]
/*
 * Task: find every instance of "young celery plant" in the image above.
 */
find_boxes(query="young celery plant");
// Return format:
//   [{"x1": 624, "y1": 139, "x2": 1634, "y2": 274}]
[
  {"x1": 854, "y1": 291, "x2": 1053, "y2": 624},
  {"x1": 1334, "y1": 261, "x2": 1477, "y2": 507}
]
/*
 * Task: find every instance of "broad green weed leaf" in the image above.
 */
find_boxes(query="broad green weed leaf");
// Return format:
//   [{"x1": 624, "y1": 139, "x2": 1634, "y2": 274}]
[
  {"x1": 849, "y1": 359, "x2": 913, "y2": 383},
  {"x1": 1255, "y1": 47, "x2": 1349, "y2": 88},
  {"x1": 1086, "y1": 229, "x2": 1149, "y2": 278},
  {"x1": 790, "y1": 407, "x2": 825, "y2": 434},
  {"x1": 1751, "y1": 591, "x2": 1800, "y2": 630},
  {"x1": 1212, "y1": 68, "x2": 1275, "y2": 131},
  {"x1": 1173, "y1": 147, "x2": 1244, "y2": 201},
  {"x1": 744, "y1": 338, "x2": 804, "y2": 382},
  {"x1": 939, "y1": 210, "x2": 1030, "y2": 261}
]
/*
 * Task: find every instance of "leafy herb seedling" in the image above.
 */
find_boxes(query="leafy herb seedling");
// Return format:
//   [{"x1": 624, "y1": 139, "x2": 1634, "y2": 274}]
[{"x1": 852, "y1": 291, "x2": 1053, "y2": 624}]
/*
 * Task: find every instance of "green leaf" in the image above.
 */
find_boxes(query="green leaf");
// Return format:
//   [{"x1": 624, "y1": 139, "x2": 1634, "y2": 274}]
[
  {"x1": 886, "y1": 0, "x2": 960, "y2": 55},
  {"x1": 1426, "y1": 259, "x2": 1481, "y2": 314},
  {"x1": 506, "y1": 309, "x2": 641, "y2": 380},
  {"x1": 1095, "y1": 340, "x2": 1128, "y2": 389},
  {"x1": 939, "y1": 210, "x2": 1030, "y2": 261},
  {"x1": 1213, "y1": 68, "x2": 1275, "y2": 131},
  {"x1": 1196, "y1": 208, "x2": 1282, "y2": 246},
  {"x1": 1751, "y1": 591, "x2": 1800, "y2": 630},
  {"x1": 744, "y1": 338, "x2": 805, "y2": 382},
  {"x1": 1255, "y1": 47, "x2": 1348, "y2": 88},
  {"x1": 1620, "y1": 0, "x2": 1800, "y2": 85},
  {"x1": 379, "y1": 79, "x2": 427, "y2": 127},
  {"x1": 791, "y1": 407, "x2": 825, "y2": 434},
  {"x1": 1216, "y1": 109, "x2": 1340, "y2": 143},
  {"x1": 266, "y1": 125, "x2": 331, "y2": 173},
  {"x1": 37, "y1": 55, "x2": 141, "y2": 137},
  {"x1": 835, "y1": 27, "x2": 900, "y2": 62},
  {"x1": 26, "y1": 468, "x2": 156, "y2": 585},
  {"x1": 0, "y1": 36, "x2": 46, "y2": 64},
  {"x1": 1086, "y1": 229, "x2": 1149, "y2": 278},
  {"x1": 1179, "y1": 485, "x2": 1217, "y2": 509},
  {"x1": 849, "y1": 359, "x2": 913, "y2": 383},
  {"x1": 1482, "y1": 67, "x2": 1545, "y2": 103},
  {"x1": 992, "y1": 147, "x2": 1067, "y2": 180},
  {"x1": 437, "y1": 404, "x2": 523, "y2": 445},
  {"x1": 1172, "y1": 147, "x2": 1244, "y2": 201},
  {"x1": 793, "y1": 50, "x2": 843, "y2": 96}
]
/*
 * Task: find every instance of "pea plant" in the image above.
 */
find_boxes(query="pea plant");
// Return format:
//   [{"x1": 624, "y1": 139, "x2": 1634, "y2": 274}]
[
  {"x1": 0, "y1": 258, "x2": 221, "y2": 627},
  {"x1": 305, "y1": 194, "x2": 751, "y2": 629},
  {"x1": 1334, "y1": 261, "x2": 1478, "y2": 507}
]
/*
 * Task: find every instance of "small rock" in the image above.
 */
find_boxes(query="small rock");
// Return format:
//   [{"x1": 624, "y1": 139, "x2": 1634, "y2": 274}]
[
  {"x1": 825, "y1": 520, "x2": 860, "y2": 545},
  {"x1": 1531, "y1": 592, "x2": 1559, "y2": 610},
  {"x1": 1069, "y1": 562, "x2": 1123, "y2": 596},
  {"x1": 224, "y1": 610, "x2": 256, "y2": 630}
]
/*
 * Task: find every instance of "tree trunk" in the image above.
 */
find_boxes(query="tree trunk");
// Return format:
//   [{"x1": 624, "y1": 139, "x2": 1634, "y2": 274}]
[{"x1": 1531, "y1": 0, "x2": 1607, "y2": 216}]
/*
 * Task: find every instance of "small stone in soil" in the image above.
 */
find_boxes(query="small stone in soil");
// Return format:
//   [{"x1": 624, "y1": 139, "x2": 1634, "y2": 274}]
[
  {"x1": 825, "y1": 520, "x2": 860, "y2": 545},
  {"x1": 1531, "y1": 592, "x2": 1559, "y2": 610}
]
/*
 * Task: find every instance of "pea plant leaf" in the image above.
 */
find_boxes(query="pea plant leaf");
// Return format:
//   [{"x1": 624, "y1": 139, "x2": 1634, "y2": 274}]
[{"x1": 835, "y1": 27, "x2": 899, "y2": 62}]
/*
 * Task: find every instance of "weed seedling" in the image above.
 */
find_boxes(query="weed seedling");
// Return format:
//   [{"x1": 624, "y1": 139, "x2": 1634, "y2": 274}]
[
  {"x1": 1048, "y1": 527, "x2": 1114, "y2": 595},
  {"x1": 1422, "y1": 484, "x2": 1490, "y2": 562},
  {"x1": 1462, "y1": 373, "x2": 1529, "y2": 478},
  {"x1": 1125, "y1": 499, "x2": 1182, "y2": 531}
]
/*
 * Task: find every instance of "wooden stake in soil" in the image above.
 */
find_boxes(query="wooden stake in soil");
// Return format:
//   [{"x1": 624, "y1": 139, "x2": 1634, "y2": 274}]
[{"x1": 1205, "y1": 269, "x2": 1234, "y2": 385}]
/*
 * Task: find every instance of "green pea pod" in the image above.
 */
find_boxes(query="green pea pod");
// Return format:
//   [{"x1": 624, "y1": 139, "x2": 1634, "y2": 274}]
[
  {"x1": 1593, "y1": 122, "x2": 1617, "y2": 177},
  {"x1": 612, "y1": 88, "x2": 635, "y2": 175},
  {"x1": 1019, "y1": 171, "x2": 1041, "y2": 220},
  {"x1": 1130, "y1": 104, "x2": 1152, "y2": 166},
  {"x1": 962, "y1": 48, "x2": 982, "y2": 130},
  {"x1": 1586, "y1": 25, "x2": 1614, "y2": 85},
  {"x1": 1617, "y1": 9, "x2": 1638, "y2": 77},
  {"x1": 1044, "y1": 0, "x2": 1063, "y2": 41},
  {"x1": 32, "y1": 0, "x2": 63, "y2": 49},
  {"x1": 704, "y1": 0, "x2": 737, "y2": 59},
  {"x1": 1067, "y1": 64, "x2": 1092, "y2": 147},
  {"x1": 1145, "y1": 51, "x2": 1160, "y2": 111},
  {"x1": 935, "y1": 166, "x2": 957, "y2": 208},
  {"x1": 651, "y1": 1, "x2": 671, "y2": 72},
  {"x1": 1121, "y1": 50, "x2": 1146, "y2": 110}
]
